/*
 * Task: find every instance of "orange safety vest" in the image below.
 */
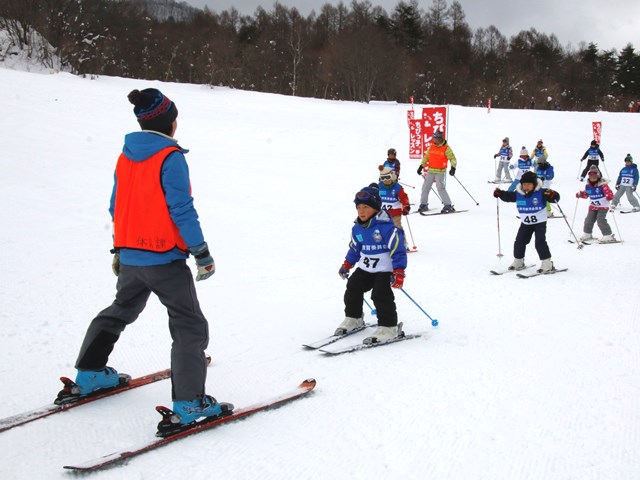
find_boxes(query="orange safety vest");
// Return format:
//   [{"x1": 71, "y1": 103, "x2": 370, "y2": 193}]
[
  {"x1": 113, "y1": 146, "x2": 189, "y2": 253},
  {"x1": 426, "y1": 143, "x2": 450, "y2": 170}
]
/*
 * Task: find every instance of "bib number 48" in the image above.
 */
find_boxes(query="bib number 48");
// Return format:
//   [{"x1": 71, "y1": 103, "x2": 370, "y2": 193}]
[{"x1": 522, "y1": 215, "x2": 539, "y2": 224}]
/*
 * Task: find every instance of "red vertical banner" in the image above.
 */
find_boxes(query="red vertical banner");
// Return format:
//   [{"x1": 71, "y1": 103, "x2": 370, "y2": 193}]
[
  {"x1": 407, "y1": 105, "x2": 448, "y2": 159},
  {"x1": 407, "y1": 109, "x2": 422, "y2": 159},
  {"x1": 592, "y1": 121, "x2": 602, "y2": 144},
  {"x1": 421, "y1": 106, "x2": 448, "y2": 150}
]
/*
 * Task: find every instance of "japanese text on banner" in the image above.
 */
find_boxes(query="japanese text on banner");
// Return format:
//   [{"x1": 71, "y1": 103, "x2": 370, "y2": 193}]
[
  {"x1": 592, "y1": 121, "x2": 602, "y2": 144},
  {"x1": 407, "y1": 105, "x2": 448, "y2": 159}
]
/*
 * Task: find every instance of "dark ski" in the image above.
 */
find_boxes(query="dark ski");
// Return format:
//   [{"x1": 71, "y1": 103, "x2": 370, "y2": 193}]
[
  {"x1": 419, "y1": 209, "x2": 469, "y2": 217},
  {"x1": 516, "y1": 268, "x2": 568, "y2": 279},
  {"x1": 490, "y1": 264, "x2": 535, "y2": 275},
  {"x1": 63, "y1": 379, "x2": 316, "y2": 471},
  {"x1": 568, "y1": 239, "x2": 622, "y2": 245}
]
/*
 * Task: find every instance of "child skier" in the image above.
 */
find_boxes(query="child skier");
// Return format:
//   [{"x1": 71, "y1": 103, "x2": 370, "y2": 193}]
[
  {"x1": 378, "y1": 165, "x2": 411, "y2": 245},
  {"x1": 493, "y1": 171, "x2": 560, "y2": 273},
  {"x1": 384, "y1": 148, "x2": 401, "y2": 177},
  {"x1": 336, "y1": 185, "x2": 407, "y2": 344},
  {"x1": 579, "y1": 140, "x2": 605, "y2": 181},
  {"x1": 576, "y1": 166, "x2": 616, "y2": 242},
  {"x1": 492, "y1": 136, "x2": 513, "y2": 182},
  {"x1": 531, "y1": 139, "x2": 548, "y2": 165},
  {"x1": 610, "y1": 154, "x2": 640, "y2": 212},
  {"x1": 535, "y1": 156, "x2": 556, "y2": 216},
  {"x1": 507, "y1": 147, "x2": 533, "y2": 192}
]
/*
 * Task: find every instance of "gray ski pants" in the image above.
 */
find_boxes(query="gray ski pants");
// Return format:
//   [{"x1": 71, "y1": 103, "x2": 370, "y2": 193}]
[
  {"x1": 420, "y1": 172, "x2": 452, "y2": 206},
  {"x1": 583, "y1": 209, "x2": 612, "y2": 236},
  {"x1": 495, "y1": 162, "x2": 512, "y2": 181},
  {"x1": 612, "y1": 186, "x2": 640, "y2": 209},
  {"x1": 75, "y1": 260, "x2": 209, "y2": 401}
]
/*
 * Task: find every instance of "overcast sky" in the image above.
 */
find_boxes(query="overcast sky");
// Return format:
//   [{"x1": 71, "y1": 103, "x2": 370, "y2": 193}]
[{"x1": 182, "y1": 0, "x2": 639, "y2": 51}]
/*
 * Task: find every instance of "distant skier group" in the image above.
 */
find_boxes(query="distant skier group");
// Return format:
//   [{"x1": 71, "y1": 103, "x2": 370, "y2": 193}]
[{"x1": 490, "y1": 136, "x2": 638, "y2": 274}]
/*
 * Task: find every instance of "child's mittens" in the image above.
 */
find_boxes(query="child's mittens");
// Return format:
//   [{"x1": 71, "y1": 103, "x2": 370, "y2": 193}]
[
  {"x1": 338, "y1": 260, "x2": 352, "y2": 280},
  {"x1": 493, "y1": 188, "x2": 502, "y2": 198},
  {"x1": 390, "y1": 269, "x2": 405, "y2": 289}
]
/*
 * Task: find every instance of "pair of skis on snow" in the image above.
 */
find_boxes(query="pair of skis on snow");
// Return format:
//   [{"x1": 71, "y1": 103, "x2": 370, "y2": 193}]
[
  {"x1": 568, "y1": 238, "x2": 623, "y2": 246},
  {"x1": 490, "y1": 264, "x2": 568, "y2": 279},
  {"x1": 410, "y1": 209, "x2": 469, "y2": 217},
  {"x1": 0, "y1": 363, "x2": 316, "y2": 471},
  {"x1": 302, "y1": 321, "x2": 426, "y2": 354}
]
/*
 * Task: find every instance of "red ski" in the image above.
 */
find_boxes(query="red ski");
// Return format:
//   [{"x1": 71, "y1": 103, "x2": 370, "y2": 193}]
[
  {"x1": 0, "y1": 356, "x2": 211, "y2": 434},
  {"x1": 63, "y1": 378, "x2": 316, "y2": 471}
]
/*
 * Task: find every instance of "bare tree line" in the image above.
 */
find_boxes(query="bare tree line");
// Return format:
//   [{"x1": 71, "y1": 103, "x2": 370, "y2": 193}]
[{"x1": 1, "y1": 0, "x2": 638, "y2": 111}]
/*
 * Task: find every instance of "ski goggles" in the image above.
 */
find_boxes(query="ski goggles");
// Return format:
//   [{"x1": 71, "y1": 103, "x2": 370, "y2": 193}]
[
  {"x1": 379, "y1": 174, "x2": 394, "y2": 181},
  {"x1": 355, "y1": 191, "x2": 374, "y2": 200}
]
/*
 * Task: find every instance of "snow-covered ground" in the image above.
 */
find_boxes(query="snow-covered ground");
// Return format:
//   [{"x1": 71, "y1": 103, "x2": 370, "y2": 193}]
[{"x1": 1, "y1": 66, "x2": 640, "y2": 480}]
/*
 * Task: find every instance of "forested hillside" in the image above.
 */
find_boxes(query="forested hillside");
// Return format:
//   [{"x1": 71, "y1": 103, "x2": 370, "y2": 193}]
[{"x1": 1, "y1": 0, "x2": 638, "y2": 110}]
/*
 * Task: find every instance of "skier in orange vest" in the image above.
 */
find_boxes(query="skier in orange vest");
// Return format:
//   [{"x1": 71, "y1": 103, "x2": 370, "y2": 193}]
[
  {"x1": 416, "y1": 130, "x2": 458, "y2": 213},
  {"x1": 63, "y1": 88, "x2": 225, "y2": 434}
]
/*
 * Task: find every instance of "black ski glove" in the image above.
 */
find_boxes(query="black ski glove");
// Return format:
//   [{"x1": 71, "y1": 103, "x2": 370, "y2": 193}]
[
  {"x1": 543, "y1": 190, "x2": 558, "y2": 203},
  {"x1": 417, "y1": 165, "x2": 423, "y2": 175},
  {"x1": 110, "y1": 248, "x2": 120, "y2": 276},
  {"x1": 449, "y1": 167, "x2": 456, "y2": 176}
]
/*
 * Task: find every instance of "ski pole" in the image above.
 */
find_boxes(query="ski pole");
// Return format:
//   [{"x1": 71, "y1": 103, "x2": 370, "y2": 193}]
[
  {"x1": 430, "y1": 176, "x2": 442, "y2": 202},
  {"x1": 399, "y1": 181, "x2": 415, "y2": 189},
  {"x1": 496, "y1": 197, "x2": 503, "y2": 257},
  {"x1": 602, "y1": 161, "x2": 612, "y2": 181},
  {"x1": 609, "y1": 208, "x2": 623, "y2": 241},
  {"x1": 363, "y1": 297, "x2": 377, "y2": 316},
  {"x1": 556, "y1": 201, "x2": 583, "y2": 249},
  {"x1": 419, "y1": 174, "x2": 441, "y2": 202},
  {"x1": 404, "y1": 214, "x2": 417, "y2": 250},
  {"x1": 452, "y1": 175, "x2": 479, "y2": 205},
  {"x1": 399, "y1": 288, "x2": 438, "y2": 326},
  {"x1": 570, "y1": 196, "x2": 579, "y2": 232}
]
